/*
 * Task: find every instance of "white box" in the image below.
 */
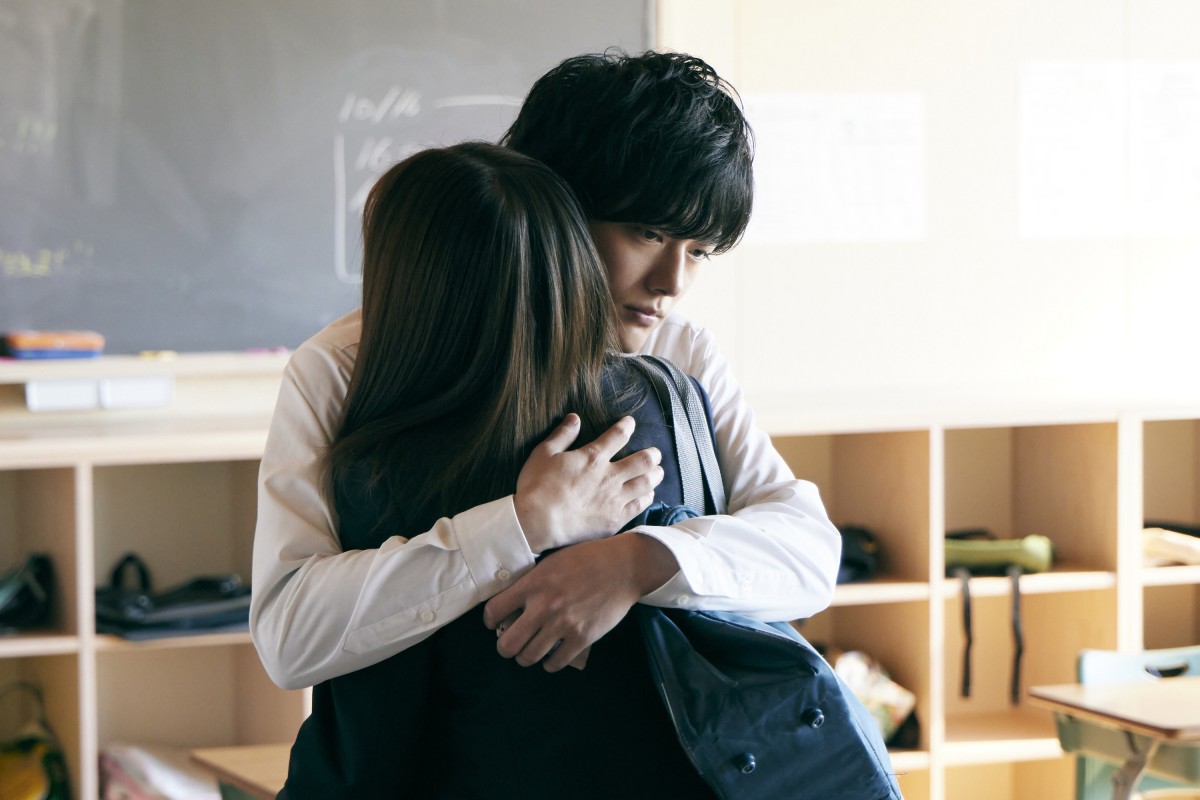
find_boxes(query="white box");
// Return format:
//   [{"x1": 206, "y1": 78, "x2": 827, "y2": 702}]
[
  {"x1": 99, "y1": 375, "x2": 175, "y2": 409},
  {"x1": 25, "y1": 379, "x2": 100, "y2": 411}
]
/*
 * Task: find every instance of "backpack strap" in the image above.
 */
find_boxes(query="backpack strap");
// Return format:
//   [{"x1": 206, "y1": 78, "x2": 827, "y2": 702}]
[
  {"x1": 952, "y1": 566, "x2": 973, "y2": 698},
  {"x1": 1007, "y1": 564, "x2": 1025, "y2": 705},
  {"x1": 951, "y1": 561, "x2": 1026, "y2": 705},
  {"x1": 627, "y1": 356, "x2": 726, "y2": 516},
  {"x1": 640, "y1": 356, "x2": 727, "y2": 516}
]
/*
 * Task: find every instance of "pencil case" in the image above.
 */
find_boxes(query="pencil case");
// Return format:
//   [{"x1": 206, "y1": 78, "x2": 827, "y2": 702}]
[
  {"x1": 3, "y1": 330, "x2": 105, "y2": 359},
  {"x1": 945, "y1": 533, "x2": 1054, "y2": 575}
]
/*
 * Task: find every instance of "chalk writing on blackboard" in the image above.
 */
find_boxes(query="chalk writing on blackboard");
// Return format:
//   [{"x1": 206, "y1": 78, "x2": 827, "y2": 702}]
[
  {"x1": 1, "y1": 242, "x2": 93, "y2": 279},
  {"x1": 0, "y1": 113, "x2": 58, "y2": 156},
  {"x1": 339, "y1": 87, "x2": 422, "y2": 123},
  {"x1": 331, "y1": 90, "x2": 520, "y2": 284}
]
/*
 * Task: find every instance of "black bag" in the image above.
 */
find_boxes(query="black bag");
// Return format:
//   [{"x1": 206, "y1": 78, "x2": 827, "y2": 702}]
[
  {"x1": 95, "y1": 553, "x2": 251, "y2": 638},
  {"x1": 629, "y1": 356, "x2": 902, "y2": 800},
  {"x1": 837, "y1": 525, "x2": 881, "y2": 584},
  {"x1": 0, "y1": 554, "x2": 55, "y2": 633}
]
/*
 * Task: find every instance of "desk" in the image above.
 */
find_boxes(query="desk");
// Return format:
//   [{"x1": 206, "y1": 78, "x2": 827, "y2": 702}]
[
  {"x1": 190, "y1": 743, "x2": 290, "y2": 800},
  {"x1": 1029, "y1": 677, "x2": 1200, "y2": 800}
]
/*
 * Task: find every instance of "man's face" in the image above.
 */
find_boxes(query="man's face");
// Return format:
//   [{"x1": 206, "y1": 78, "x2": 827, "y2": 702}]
[{"x1": 590, "y1": 222, "x2": 714, "y2": 352}]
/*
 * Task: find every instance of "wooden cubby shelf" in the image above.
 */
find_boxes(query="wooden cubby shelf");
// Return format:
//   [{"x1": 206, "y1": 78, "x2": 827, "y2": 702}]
[
  {"x1": 768, "y1": 396, "x2": 1200, "y2": 800},
  {"x1": 2, "y1": 356, "x2": 1199, "y2": 799}
]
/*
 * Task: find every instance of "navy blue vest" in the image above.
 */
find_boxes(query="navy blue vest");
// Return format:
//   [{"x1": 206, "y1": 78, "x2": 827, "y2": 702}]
[{"x1": 281, "y1": 361, "x2": 716, "y2": 799}]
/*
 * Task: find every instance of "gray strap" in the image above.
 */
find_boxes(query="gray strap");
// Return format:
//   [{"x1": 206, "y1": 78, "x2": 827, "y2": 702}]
[
  {"x1": 629, "y1": 357, "x2": 707, "y2": 514},
  {"x1": 644, "y1": 356, "x2": 727, "y2": 515},
  {"x1": 630, "y1": 356, "x2": 726, "y2": 516}
]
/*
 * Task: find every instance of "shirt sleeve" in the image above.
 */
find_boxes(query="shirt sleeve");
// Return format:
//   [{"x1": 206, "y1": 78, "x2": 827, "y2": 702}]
[
  {"x1": 634, "y1": 320, "x2": 842, "y2": 622},
  {"x1": 249, "y1": 337, "x2": 537, "y2": 690}
]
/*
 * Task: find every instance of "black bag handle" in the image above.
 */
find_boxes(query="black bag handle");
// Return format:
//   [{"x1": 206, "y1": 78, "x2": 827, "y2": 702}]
[{"x1": 108, "y1": 553, "x2": 152, "y2": 592}]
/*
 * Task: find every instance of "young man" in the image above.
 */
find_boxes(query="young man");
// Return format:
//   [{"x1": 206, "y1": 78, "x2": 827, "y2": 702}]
[{"x1": 250, "y1": 50, "x2": 840, "y2": 690}]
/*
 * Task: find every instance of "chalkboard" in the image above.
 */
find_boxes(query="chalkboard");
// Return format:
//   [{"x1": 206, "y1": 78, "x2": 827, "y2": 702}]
[{"x1": 0, "y1": 0, "x2": 650, "y2": 353}]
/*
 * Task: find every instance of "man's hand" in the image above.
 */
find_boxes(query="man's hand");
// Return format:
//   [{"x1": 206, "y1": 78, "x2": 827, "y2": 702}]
[
  {"x1": 513, "y1": 414, "x2": 662, "y2": 554},
  {"x1": 483, "y1": 533, "x2": 679, "y2": 672}
]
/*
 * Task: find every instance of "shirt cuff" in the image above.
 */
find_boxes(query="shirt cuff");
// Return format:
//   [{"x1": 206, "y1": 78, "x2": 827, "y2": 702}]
[
  {"x1": 453, "y1": 496, "x2": 537, "y2": 598},
  {"x1": 633, "y1": 519, "x2": 748, "y2": 607}
]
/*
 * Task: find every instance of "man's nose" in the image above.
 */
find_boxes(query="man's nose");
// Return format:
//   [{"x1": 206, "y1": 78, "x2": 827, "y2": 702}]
[{"x1": 649, "y1": 246, "x2": 687, "y2": 296}]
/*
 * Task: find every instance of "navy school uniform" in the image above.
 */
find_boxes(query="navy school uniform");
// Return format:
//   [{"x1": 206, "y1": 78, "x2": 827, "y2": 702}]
[{"x1": 281, "y1": 361, "x2": 718, "y2": 799}]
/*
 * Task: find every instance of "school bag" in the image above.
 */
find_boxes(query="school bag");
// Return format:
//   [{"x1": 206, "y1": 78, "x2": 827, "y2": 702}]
[
  {"x1": 95, "y1": 553, "x2": 251, "y2": 639},
  {"x1": 945, "y1": 530, "x2": 1054, "y2": 703},
  {"x1": 629, "y1": 356, "x2": 903, "y2": 800},
  {"x1": 0, "y1": 682, "x2": 71, "y2": 800}
]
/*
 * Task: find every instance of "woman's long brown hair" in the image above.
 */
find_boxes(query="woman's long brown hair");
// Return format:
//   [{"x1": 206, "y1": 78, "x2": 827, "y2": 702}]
[{"x1": 327, "y1": 142, "x2": 622, "y2": 527}]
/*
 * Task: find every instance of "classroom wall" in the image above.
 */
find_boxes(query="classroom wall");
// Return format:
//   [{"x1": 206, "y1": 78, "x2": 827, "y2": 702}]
[{"x1": 657, "y1": 0, "x2": 1200, "y2": 403}]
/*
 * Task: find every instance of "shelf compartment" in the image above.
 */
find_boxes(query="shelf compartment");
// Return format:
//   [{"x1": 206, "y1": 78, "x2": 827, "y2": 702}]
[
  {"x1": 0, "y1": 467, "x2": 80, "y2": 637},
  {"x1": 942, "y1": 709, "x2": 1062, "y2": 765},
  {"x1": 1142, "y1": 419, "x2": 1200, "y2": 599},
  {"x1": 803, "y1": 601, "x2": 932, "y2": 752},
  {"x1": 94, "y1": 630, "x2": 253, "y2": 652},
  {"x1": 945, "y1": 423, "x2": 1119, "y2": 574},
  {"x1": 1141, "y1": 418, "x2": 1200, "y2": 651},
  {"x1": 91, "y1": 460, "x2": 259, "y2": 595},
  {"x1": 0, "y1": 654, "x2": 82, "y2": 799},
  {"x1": 1143, "y1": 583, "x2": 1200, "y2": 650},
  {"x1": 944, "y1": 590, "x2": 1117, "y2": 716},
  {"x1": 1143, "y1": 419, "x2": 1200, "y2": 532},
  {"x1": 944, "y1": 754, "x2": 1074, "y2": 800},
  {"x1": 774, "y1": 429, "x2": 932, "y2": 584},
  {"x1": 96, "y1": 644, "x2": 304, "y2": 751}
]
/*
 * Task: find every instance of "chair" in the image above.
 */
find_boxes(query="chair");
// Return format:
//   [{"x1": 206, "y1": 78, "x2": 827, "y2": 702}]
[{"x1": 1068, "y1": 645, "x2": 1200, "y2": 800}]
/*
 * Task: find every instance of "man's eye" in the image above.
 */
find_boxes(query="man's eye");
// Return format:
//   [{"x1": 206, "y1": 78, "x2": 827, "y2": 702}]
[
  {"x1": 691, "y1": 249, "x2": 712, "y2": 260},
  {"x1": 638, "y1": 227, "x2": 663, "y2": 242}
]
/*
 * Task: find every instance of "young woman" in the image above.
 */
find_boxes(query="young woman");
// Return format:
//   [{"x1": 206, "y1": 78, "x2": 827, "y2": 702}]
[{"x1": 278, "y1": 142, "x2": 715, "y2": 797}]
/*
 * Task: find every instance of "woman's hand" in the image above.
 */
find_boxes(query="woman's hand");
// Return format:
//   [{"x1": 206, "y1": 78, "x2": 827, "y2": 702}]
[
  {"x1": 483, "y1": 533, "x2": 679, "y2": 672},
  {"x1": 513, "y1": 414, "x2": 663, "y2": 553}
]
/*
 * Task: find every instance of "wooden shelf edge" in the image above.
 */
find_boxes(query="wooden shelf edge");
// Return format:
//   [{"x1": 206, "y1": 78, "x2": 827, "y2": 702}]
[
  {"x1": 942, "y1": 709, "x2": 1063, "y2": 766},
  {"x1": 0, "y1": 633, "x2": 80, "y2": 658},
  {"x1": 940, "y1": 568, "x2": 1116, "y2": 598},
  {"x1": 0, "y1": 425, "x2": 268, "y2": 468},
  {"x1": 888, "y1": 749, "x2": 931, "y2": 773},
  {"x1": 94, "y1": 629, "x2": 253, "y2": 652},
  {"x1": 832, "y1": 580, "x2": 931, "y2": 606},
  {"x1": 0, "y1": 351, "x2": 289, "y2": 384},
  {"x1": 1141, "y1": 565, "x2": 1200, "y2": 587}
]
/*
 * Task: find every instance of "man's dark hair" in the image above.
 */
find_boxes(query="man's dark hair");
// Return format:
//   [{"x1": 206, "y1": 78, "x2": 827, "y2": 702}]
[{"x1": 502, "y1": 50, "x2": 754, "y2": 254}]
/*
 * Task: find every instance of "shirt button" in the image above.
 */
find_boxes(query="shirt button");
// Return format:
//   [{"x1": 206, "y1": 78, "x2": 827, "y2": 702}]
[
  {"x1": 419, "y1": 609, "x2": 435, "y2": 624},
  {"x1": 496, "y1": 568, "x2": 512, "y2": 581}
]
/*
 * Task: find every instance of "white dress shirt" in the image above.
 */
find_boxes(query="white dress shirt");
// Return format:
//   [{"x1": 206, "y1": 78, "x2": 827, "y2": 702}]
[{"x1": 250, "y1": 309, "x2": 840, "y2": 690}]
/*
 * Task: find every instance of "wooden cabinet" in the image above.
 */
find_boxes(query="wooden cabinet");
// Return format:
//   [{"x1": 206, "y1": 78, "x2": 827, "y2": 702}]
[
  {"x1": 0, "y1": 355, "x2": 302, "y2": 800},
  {"x1": 763, "y1": 397, "x2": 1200, "y2": 800},
  {"x1": 2, "y1": 357, "x2": 1198, "y2": 799}
]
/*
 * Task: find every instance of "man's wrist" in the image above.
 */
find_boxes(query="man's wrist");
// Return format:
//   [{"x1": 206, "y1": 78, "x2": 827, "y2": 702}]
[{"x1": 617, "y1": 532, "x2": 680, "y2": 596}]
